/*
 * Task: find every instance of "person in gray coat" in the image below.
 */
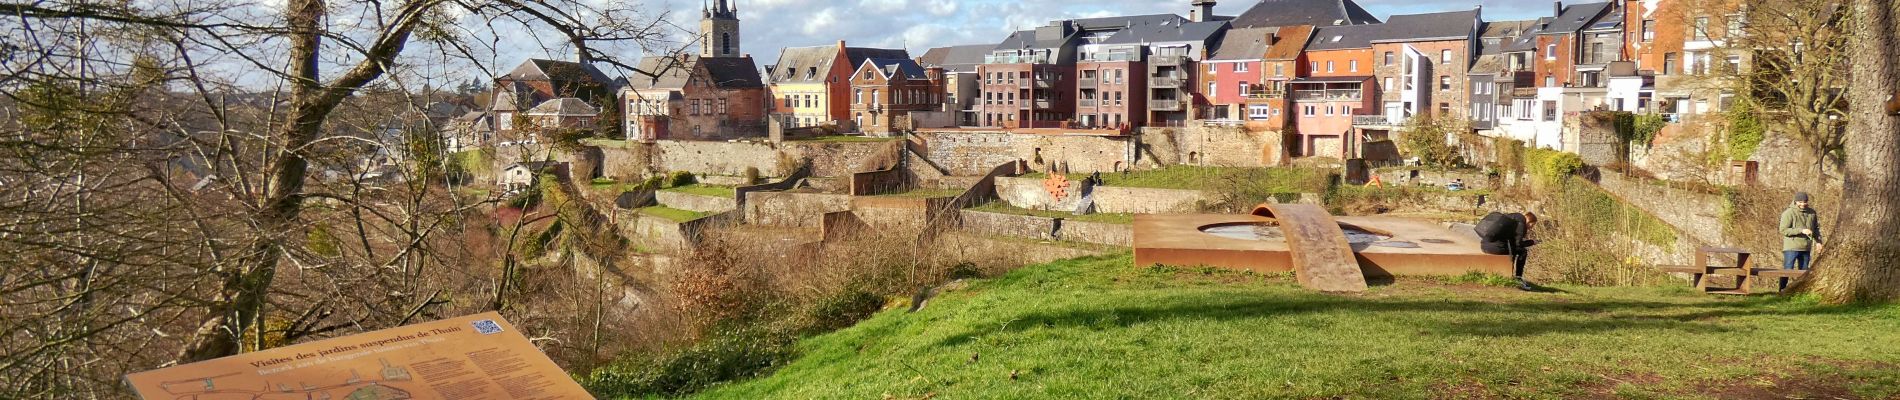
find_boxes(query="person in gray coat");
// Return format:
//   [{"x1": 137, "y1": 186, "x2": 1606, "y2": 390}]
[{"x1": 1777, "y1": 192, "x2": 1822, "y2": 289}]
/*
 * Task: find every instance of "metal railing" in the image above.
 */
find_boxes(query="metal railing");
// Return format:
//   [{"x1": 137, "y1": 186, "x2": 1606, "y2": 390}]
[
  {"x1": 1292, "y1": 89, "x2": 1362, "y2": 101},
  {"x1": 1352, "y1": 114, "x2": 1391, "y2": 126},
  {"x1": 1079, "y1": 99, "x2": 1098, "y2": 107},
  {"x1": 1151, "y1": 99, "x2": 1182, "y2": 111},
  {"x1": 1151, "y1": 76, "x2": 1182, "y2": 87},
  {"x1": 984, "y1": 54, "x2": 1052, "y2": 64},
  {"x1": 1151, "y1": 55, "x2": 1187, "y2": 66},
  {"x1": 1079, "y1": 78, "x2": 1097, "y2": 88}
]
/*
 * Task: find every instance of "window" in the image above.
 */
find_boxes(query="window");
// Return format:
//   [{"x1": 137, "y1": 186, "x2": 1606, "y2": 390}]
[
  {"x1": 1275, "y1": 64, "x2": 1285, "y2": 77},
  {"x1": 1543, "y1": 100, "x2": 1558, "y2": 122},
  {"x1": 1545, "y1": 76, "x2": 1556, "y2": 87},
  {"x1": 1234, "y1": 63, "x2": 1248, "y2": 72},
  {"x1": 1726, "y1": 15, "x2": 1743, "y2": 38},
  {"x1": 1349, "y1": 60, "x2": 1358, "y2": 72},
  {"x1": 1383, "y1": 77, "x2": 1393, "y2": 91},
  {"x1": 1383, "y1": 51, "x2": 1394, "y2": 65},
  {"x1": 1115, "y1": 91, "x2": 1123, "y2": 106},
  {"x1": 1642, "y1": 19, "x2": 1656, "y2": 42},
  {"x1": 1238, "y1": 82, "x2": 1249, "y2": 97},
  {"x1": 1437, "y1": 103, "x2": 1449, "y2": 116},
  {"x1": 718, "y1": 98, "x2": 727, "y2": 114},
  {"x1": 1325, "y1": 105, "x2": 1334, "y2": 116},
  {"x1": 1249, "y1": 105, "x2": 1271, "y2": 120},
  {"x1": 855, "y1": 89, "x2": 863, "y2": 104},
  {"x1": 1303, "y1": 105, "x2": 1316, "y2": 116},
  {"x1": 1546, "y1": 44, "x2": 1556, "y2": 60},
  {"x1": 1326, "y1": 61, "x2": 1335, "y2": 73},
  {"x1": 1209, "y1": 82, "x2": 1218, "y2": 97},
  {"x1": 1207, "y1": 63, "x2": 1218, "y2": 73},
  {"x1": 1310, "y1": 61, "x2": 1318, "y2": 72},
  {"x1": 1441, "y1": 49, "x2": 1452, "y2": 65},
  {"x1": 1663, "y1": 52, "x2": 1679, "y2": 75},
  {"x1": 1725, "y1": 55, "x2": 1743, "y2": 74},
  {"x1": 1693, "y1": 16, "x2": 1710, "y2": 40},
  {"x1": 1440, "y1": 76, "x2": 1451, "y2": 91}
]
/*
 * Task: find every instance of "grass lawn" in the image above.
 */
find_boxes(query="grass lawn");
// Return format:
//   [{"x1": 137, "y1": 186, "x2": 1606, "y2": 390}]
[
  {"x1": 967, "y1": 202, "x2": 1135, "y2": 225},
  {"x1": 663, "y1": 184, "x2": 738, "y2": 198},
  {"x1": 794, "y1": 135, "x2": 899, "y2": 143},
  {"x1": 690, "y1": 253, "x2": 1900, "y2": 399},
  {"x1": 635, "y1": 205, "x2": 707, "y2": 222},
  {"x1": 1024, "y1": 165, "x2": 1333, "y2": 193},
  {"x1": 875, "y1": 188, "x2": 965, "y2": 199}
]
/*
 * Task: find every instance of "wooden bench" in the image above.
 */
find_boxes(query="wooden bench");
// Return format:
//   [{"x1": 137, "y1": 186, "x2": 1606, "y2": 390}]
[{"x1": 1653, "y1": 247, "x2": 1802, "y2": 295}]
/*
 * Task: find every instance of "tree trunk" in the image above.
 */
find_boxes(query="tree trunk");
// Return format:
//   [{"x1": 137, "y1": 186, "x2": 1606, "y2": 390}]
[
  {"x1": 175, "y1": 0, "x2": 328, "y2": 362},
  {"x1": 1813, "y1": 0, "x2": 1900, "y2": 303}
]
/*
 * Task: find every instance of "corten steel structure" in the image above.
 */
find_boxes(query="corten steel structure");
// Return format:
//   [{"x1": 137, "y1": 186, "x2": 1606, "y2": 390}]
[{"x1": 1132, "y1": 203, "x2": 1512, "y2": 290}]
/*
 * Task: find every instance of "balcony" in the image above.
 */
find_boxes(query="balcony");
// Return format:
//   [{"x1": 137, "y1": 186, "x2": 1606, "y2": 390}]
[
  {"x1": 1292, "y1": 89, "x2": 1363, "y2": 102},
  {"x1": 1034, "y1": 99, "x2": 1053, "y2": 109},
  {"x1": 1151, "y1": 76, "x2": 1183, "y2": 87},
  {"x1": 1079, "y1": 78, "x2": 1097, "y2": 88},
  {"x1": 1151, "y1": 99, "x2": 1183, "y2": 111},
  {"x1": 984, "y1": 54, "x2": 1051, "y2": 64},
  {"x1": 1084, "y1": 52, "x2": 1141, "y2": 62},
  {"x1": 1352, "y1": 114, "x2": 1392, "y2": 127},
  {"x1": 1079, "y1": 99, "x2": 1099, "y2": 107},
  {"x1": 1511, "y1": 87, "x2": 1538, "y2": 98},
  {"x1": 1152, "y1": 55, "x2": 1187, "y2": 66},
  {"x1": 1246, "y1": 90, "x2": 1285, "y2": 99}
]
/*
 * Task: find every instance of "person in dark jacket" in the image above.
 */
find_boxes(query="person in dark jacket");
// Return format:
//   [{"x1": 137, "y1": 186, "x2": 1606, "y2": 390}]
[
  {"x1": 1777, "y1": 192, "x2": 1822, "y2": 289},
  {"x1": 1479, "y1": 212, "x2": 1538, "y2": 290}
]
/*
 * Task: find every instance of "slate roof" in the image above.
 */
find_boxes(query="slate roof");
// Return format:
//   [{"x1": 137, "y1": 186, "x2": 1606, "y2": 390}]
[
  {"x1": 500, "y1": 59, "x2": 614, "y2": 85},
  {"x1": 701, "y1": 56, "x2": 764, "y2": 88},
  {"x1": 768, "y1": 45, "x2": 838, "y2": 84},
  {"x1": 1539, "y1": 2, "x2": 1614, "y2": 35},
  {"x1": 627, "y1": 55, "x2": 697, "y2": 89},
  {"x1": 526, "y1": 98, "x2": 599, "y2": 116},
  {"x1": 1368, "y1": 9, "x2": 1480, "y2": 43},
  {"x1": 1477, "y1": 20, "x2": 1539, "y2": 55},
  {"x1": 1503, "y1": 17, "x2": 1554, "y2": 52},
  {"x1": 1072, "y1": 14, "x2": 1188, "y2": 31},
  {"x1": 918, "y1": 44, "x2": 991, "y2": 73},
  {"x1": 844, "y1": 47, "x2": 911, "y2": 69},
  {"x1": 1230, "y1": 0, "x2": 1380, "y2": 29},
  {"x1": 1100, "y1": 20, "x2": 1229, "y2": 45},
  {"x1": 861, "y1": 58, "x2": 930, "y2": 80},
  {"x1": 1264, "y1": 24, "x2": 1314, "y2": 60},
  {"x1": 995, "y1": 29, "x2": 1073, "y2": 51},
  {"x1": 1305, "y1": 23, "x2": 1382, "y2": 50},
  {"x1": 1207, "y1": 27, "x2": 1279, "y2": 61},
  {"x1": 1469, "y1": 53, "x2": 1508, "y2": 75}
]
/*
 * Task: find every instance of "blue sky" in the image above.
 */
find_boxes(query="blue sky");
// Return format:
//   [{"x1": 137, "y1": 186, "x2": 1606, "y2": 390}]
[{"x1": 620, "y1": 0, "x2": 1554, "y2": 67}]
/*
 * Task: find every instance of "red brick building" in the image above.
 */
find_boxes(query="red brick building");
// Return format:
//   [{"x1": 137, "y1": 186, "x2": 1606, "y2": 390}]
[{"x1": 848, "y1": 58, "x2": 945, "y2": 136}]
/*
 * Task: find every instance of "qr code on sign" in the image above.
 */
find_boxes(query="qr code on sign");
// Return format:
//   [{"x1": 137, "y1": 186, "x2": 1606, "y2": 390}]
[{"x1": 471, "y1": 319, "x2": 503, "y2": 335}]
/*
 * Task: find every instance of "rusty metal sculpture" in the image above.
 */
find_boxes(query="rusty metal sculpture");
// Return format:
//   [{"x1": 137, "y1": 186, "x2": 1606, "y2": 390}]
[{"x1": 1042, "y1": 173, "x2": 1070, "y2": 202}]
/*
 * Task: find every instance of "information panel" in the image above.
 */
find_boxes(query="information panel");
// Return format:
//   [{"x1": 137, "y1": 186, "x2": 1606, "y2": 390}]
[{"x1": 125, "y1": 312, "x2": 593, "y2": 399}]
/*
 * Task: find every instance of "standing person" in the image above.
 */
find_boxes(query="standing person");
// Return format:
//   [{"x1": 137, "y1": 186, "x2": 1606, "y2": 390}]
[
  {"x1": 1477, "y1": 212, "x2": 1539, "y2": 291},
  {"x1": 1778, "y1": 192, "x2": 1823, "y2": 289}
]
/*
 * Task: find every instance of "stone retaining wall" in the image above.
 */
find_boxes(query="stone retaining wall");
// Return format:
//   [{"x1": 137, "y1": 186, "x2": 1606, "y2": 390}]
[
  {"x1": 655, "y1": 191, "x2": 737, "y2": 213},
  {"x1": 743, "y1": 191, "x2": 855, "y2": 228},
  {"x1": 955, "y1": 210, "x2": 1132, "y2": 246},
  {"x1": 993, "y1": 176, "x2": 1212, "y2": 214}
]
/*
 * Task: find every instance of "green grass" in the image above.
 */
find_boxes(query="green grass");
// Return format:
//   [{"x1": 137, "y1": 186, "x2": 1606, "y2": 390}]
[
  {"x1": 635, "y1": 205, "x2": 708, "y2": 222},
  {"x1": 874, "y1": 188, "x2": 965, "y2": 199},
  {"x1": 1552, "y1": 177, "x2": 1678, "y2": 247},
  {"x1": 1024, "y1": 166, "x2": 1333, "y2": 193},
  {"x1": 581, "y1": 138, "x2": 633, "y2": 148},
  {"x1": 794, "y1": 135, "x2": 899, "y2": 143},
  {"x1": 967, "y1": 202, "x2": 1135, "y2": 225},
  {"x1": 688, "y1": 254, "x2": 1900, "y2": 399},
  {"x1": 663, "y1": 184, "x2": 738, "y2": 198}
]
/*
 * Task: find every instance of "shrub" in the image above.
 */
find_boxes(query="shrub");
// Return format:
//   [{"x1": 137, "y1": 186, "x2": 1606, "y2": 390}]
[
  {"x1": 667, "y1": 171, "x2": 697, "y2": 188},
  {"x1": 1726, "y1": 104, "x2": 1765, "y2": 161},
  {"x1": 794, "y1": 286, "x2": 886, "y2": 334},
  {"x1": 580, "y1": 325, "x2": 796, "y2": 398},
  {"x1": 743, "y1": 167, "x2": 762, "y2": 185},
  {"x1": 1525, "y1": 148, "x2": 1582, "y2": 185}
]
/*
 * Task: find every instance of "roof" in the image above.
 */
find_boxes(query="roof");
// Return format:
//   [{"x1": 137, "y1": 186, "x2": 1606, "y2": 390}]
[
  {"x1": 1305, "y1": 23, "x2": 1381, "y2": 50},
  {"x1": 844, "y1": 47, "x2": 911, "y2": 69},
  {"x1": 1368, "y1": 9, "x2": 1480, "y2": 43},
  {"x1": 1503, "y1": 17, "x2": 1554, "y2": 52},
  {"x1": 1230, "y1": 0, "x2": 1380, "y2": 29},
  {"x1": 627, "y1": 55, "x2": 697, "y2": 89},
  {"x1": 526, "y1": 98, "x2": 598, "y2": 116},
  {"x1": 1584, "y1": 11, "x2": 1625, "y2": 32},
  {"x1": 918, "y1": 44, "x2": 992, "y2": 73},
  {"x1": 860, "y1": 58, "x2": 930, "y2": 80},
  {"x1": 1539, "y1": 2, "x2": 1614, "y2": 35},
  {"x1": 1207, "y1": 27, "x2": 1279, "y2": 61},
  {"x1": 995, "y1": 29, "x2": 1073, "y2": 51},
  {"x1": 701, "y1": 56, "x2": 764, "y2": 88},
  {"x1": 1100, "y1": 20, "x2": 1229, "y2": 46},
  {"x1": 1263, "y1": 25, "x2": 1314, "y2": 60},
  {"x1": 1468, "y1": 53, "x2": 1507, "y2": 75},
  {"x1": 1477, "y1": 20, "x2": 1539, "y2": 55},
  {"x1": 500, "y1": 59, "x2": 614, "y2": 85},
  {"x1": 454, "y1": 111, "x2": 487, "y2": 122},
  {"x1": 1072, "y1": 14, "x2": 1188, "y2": 31},
  {"x1": 768, "y1": 45, "x2": 839, "y2": 84}
]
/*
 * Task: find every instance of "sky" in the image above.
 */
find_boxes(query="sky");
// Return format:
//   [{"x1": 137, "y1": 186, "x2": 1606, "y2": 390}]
[{"x1": 574, "y1": 0, "x2": 1556, "y2": 70}]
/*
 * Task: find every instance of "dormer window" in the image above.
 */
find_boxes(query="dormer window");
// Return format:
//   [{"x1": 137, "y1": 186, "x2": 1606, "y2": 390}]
[{"x1": 807, "y1": 67, "x2": 817, "y2": 79}]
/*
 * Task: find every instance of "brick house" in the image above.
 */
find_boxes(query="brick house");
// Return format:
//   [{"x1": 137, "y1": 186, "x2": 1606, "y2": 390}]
[
  {"x1": 1202, "y1": 27, "x2": 1274, "y2": 123},
  {"x1": 1469, "y1": 20, "x2": 1538, "y2": 132},
  {"x1": 491, "y1": 59, "x2": 616, "y2": 139},
  {"x1": 524, "y1": 98, "x2": 599, "y2": 130},
  {"x1": 848, "y1": 58, "x2": 945, "y2": 136},
  {"x1": 1363, "y1": 9, "x2": 1482, "y2": 129},
  {"x1": 917, "y1": 44, "x2": 992, "y2": 126},
  {"x1": 1255, "y1": 25, "x2": 1316, "y2": 132},
  {"x1": 621, "y1": 54, "x2": 768, "y2": 141},
  {"x1": 1297, "y1": 24, "x2": 1380, "y2": 158},
  {"x1": 766, "y1": 42, "x2": 909, "y2": 129}
]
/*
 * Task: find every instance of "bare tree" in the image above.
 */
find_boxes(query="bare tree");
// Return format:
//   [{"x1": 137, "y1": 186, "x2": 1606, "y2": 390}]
[{"x1": 1724, "y1": 0, "x2": 1853, "y2": 174}]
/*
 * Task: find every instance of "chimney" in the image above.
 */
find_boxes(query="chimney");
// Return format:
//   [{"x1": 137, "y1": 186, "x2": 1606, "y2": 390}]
[
  {"x1": 1553, "y1": 1, "x2": 1563, "y2": 18},
  {"x1": 1191, "y1": 0, "x2": 1216, "y2": 23},
  {"x1": 837, "y1": 40, "x2": 847, "y2": 50}
]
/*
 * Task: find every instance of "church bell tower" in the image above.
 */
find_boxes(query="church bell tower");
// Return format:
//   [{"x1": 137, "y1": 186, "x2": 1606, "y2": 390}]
[{"x1": 701, "y1": 0, "x2": 741, "y2": 58}]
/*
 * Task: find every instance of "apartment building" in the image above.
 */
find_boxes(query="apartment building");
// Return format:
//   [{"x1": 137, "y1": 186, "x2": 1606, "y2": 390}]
[{"x1": 917, "y1": 44, "x2": 992, "y2": 126}]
